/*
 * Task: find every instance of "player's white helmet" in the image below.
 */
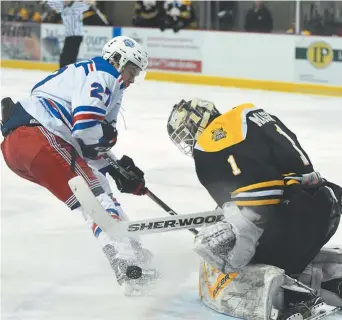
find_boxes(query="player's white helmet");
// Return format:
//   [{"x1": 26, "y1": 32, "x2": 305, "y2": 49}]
[
  {"x1": 102, "y1": 36, "x2": 148, "y2": 71},
  {"x1": 167, "y1": 99, "x2": 220, "y2": 156}
]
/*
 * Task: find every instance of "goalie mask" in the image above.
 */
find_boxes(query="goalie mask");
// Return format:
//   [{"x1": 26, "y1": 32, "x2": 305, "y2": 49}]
[{"x1": 167, "y1": 99, "x2": 220, "y2": 156}]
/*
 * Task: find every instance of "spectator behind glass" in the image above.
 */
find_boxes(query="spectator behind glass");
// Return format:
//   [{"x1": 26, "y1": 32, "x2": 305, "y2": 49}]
[
  {"x1": 132, "y1": 1, "x2": 164, "y2": 28},
  {"x1": 4, "y1": 4, "x2": 41, "y2": 23},
  {"x1": 161, "y1": 0, "x2": 198, "y2": 32},
  {"x1": 212, "y1": 1, "x2": 236, "y2": 31},
  {"x1": 245, "y1": 1, "x2": 273, "y2": 33},
  {"x1": 302, "y1": 3, "x2": 342, "y2": 36},
  {"x1": 83, "y1": 1, "x2": 109, "y2": 26},
  {"x1": 286, "y1": 23, "x2": 311, "y2": 35}
]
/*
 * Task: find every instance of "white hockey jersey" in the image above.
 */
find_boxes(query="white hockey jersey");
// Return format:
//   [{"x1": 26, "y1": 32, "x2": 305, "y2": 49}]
[{"x1": 20, "y1": 57, "x2": 125, "y2": 157}]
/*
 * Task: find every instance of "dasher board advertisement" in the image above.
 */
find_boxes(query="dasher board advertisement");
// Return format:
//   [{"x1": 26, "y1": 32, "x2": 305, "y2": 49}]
[
  {"x1": 122, "y1": 27, "x2": 203, "y2": 73},
  {"x1": 295, "y1": 37, "x2": 342, "y2": 86},
  {"x1": 40, "y1": 24, "x2": 112, "y2": 63},
  {"x1": 1, "y1": 21, "x2": 41, "y2": 61}
]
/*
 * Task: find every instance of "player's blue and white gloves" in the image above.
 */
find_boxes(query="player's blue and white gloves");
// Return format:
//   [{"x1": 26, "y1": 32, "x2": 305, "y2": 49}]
[{"x1": 107, "y1": 155, "x2": 147, "y2": 196}]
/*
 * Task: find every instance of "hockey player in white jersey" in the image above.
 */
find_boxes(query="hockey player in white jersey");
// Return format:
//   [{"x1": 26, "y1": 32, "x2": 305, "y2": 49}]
[{"x1": 1, "y1": 36, "x2": 158, "y2": 294}]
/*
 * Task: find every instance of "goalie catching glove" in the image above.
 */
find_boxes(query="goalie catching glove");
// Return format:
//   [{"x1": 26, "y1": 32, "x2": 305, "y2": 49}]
[
  {"x1": 107, "y1": 155, "x2": 147, "y2": 195},
  {"x1": 194, "y1": 203, "x2": 263, "y2": 273}
]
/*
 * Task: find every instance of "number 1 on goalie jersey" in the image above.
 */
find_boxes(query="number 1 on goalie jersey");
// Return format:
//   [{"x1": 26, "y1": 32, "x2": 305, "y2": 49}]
[{"x1": 227, "y1": 155, "x2": 242, "y2": 176}]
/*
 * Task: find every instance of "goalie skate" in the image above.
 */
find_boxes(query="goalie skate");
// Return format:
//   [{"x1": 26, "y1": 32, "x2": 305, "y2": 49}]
[{"x1": 279, "y1": 297, "x2": 341, "y2": 320}]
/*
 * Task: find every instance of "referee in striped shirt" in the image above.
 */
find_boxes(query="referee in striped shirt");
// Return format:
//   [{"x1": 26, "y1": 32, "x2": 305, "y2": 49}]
[{"x1": 48, "y1": 1, "x2": 90, "y2": 67}]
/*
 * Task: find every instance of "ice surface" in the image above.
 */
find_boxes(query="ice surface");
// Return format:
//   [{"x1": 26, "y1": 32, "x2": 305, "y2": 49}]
[{"x1": 1, "y1": 68, "x2": 341, "y2": 320}]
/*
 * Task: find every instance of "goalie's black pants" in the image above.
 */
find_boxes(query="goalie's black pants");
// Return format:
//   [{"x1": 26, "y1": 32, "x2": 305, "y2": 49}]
[
  {"x1": 59, "y1": 36, "x2": 83, "y2": 68},
  {"x1": 252, "y1": 184, "x2": 341, "y2": 276}
]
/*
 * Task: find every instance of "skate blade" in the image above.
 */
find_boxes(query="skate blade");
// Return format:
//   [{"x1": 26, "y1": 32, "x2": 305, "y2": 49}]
[{"x1": 306, "y1": 306, "x2": 341, "y2": 320}]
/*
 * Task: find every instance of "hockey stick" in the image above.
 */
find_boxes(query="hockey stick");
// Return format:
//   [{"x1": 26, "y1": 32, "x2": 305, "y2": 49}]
[
  {"x1": 102, "y1": 153, "x2": 199, "y2": 235},
  {"x1": 68, "y1": 176, "x2": 224, "y2": 238},
  {"x1": 145, "y1": 190, "x2": 199, "y2": 235},
  {"x1": 90, "y1": 4, "x2": 109, "y2": 25}
]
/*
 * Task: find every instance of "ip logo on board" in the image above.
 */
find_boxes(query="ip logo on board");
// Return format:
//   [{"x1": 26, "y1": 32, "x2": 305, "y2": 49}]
[
  {"x1": 296, "y1": 41, "x2": 342, "y2": 70},
  {"x1": 307, "y1": 42, "x2": 333, "y2": 69}
]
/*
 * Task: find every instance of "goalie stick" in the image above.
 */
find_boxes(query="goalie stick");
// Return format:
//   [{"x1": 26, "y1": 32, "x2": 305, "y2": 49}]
[
  {"x1": 68, "y1": 176, "x2": 223, "y2": 238},
  {"x1": 102, "y1": 153, "x2": 199, "y2": 235}
]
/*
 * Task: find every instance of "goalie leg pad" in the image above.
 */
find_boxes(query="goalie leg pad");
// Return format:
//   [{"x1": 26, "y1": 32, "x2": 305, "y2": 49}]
[{"x1": 199, "y1": 261, "x2": 285, "y2": 320}]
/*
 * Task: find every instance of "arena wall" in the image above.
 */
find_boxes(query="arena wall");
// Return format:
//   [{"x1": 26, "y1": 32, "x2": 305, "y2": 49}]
[{"x1": 1, "y1": 23, "x2": 341, "y2": 97}]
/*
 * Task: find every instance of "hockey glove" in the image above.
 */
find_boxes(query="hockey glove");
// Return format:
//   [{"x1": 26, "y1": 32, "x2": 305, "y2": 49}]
[
  {"x1": 108, "y1": 155, "x2": 147, "y2": 195},
  {"x1": 77, "y1": 122, "x2": 118, "y2": 160},
  {"x1": 194, "y1": 203, "x2": 263, "y2": 273}
]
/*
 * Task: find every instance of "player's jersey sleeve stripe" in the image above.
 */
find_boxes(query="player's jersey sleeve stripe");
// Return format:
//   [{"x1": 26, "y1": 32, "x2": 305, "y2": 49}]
[
  {"x1": 231, "y1": 180, "x2": 286, "y2": 206},
  {"x1": 48, "y1": 98, "x2": 72, "y2": 125},
  {"x1": 231, "y1": 180, "x2": 285, "y2": 195},
  {"x1": 73, "y1": 106, "x2": 106, "y2": 116},
  {"x1": 39, "y1": 98, "x2": 61, "y2": 121},
  {"x1": 73, "y1": 113, "x2": 105, "y2": 124},
  {"x1": 39, "y1": 97, "x2": 72, "y2": 129},
  {"x1": 231, "y1": 190, "x2": 283, "y2": 198},
  {"x1": 234, "y1": 199, "x2": 281, "y2": 206},
  {"x1": 72, "y1": 121, "x2": 99, "y2": 132},
  {"x1": 232, "y1": 193, "x2": 281, "y2": 202},
  {"x1": 72, "y1": 106, "x2": 106, "y2": 132},
  {"x1": 285, "y1": 179, "x2": 301, "y2": 186}
]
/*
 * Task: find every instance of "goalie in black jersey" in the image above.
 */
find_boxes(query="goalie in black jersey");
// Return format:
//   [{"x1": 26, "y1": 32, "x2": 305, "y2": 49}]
[{"x1": 167, "y1": 99, "x2": 342, "y2": 319}]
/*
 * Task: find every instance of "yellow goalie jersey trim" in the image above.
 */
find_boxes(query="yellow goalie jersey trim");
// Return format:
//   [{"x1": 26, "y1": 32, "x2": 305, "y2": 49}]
[{"x1": 196, "y1": 103, "x2": 257, "y2": 152}]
